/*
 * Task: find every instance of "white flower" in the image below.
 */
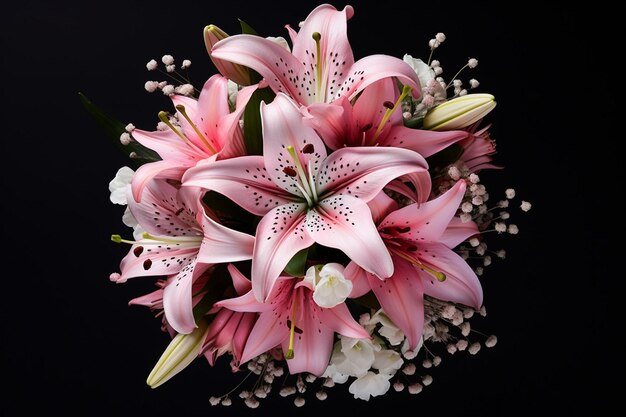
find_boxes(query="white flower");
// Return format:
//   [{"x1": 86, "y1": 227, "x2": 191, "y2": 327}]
[
  {"x1": 366, "y1": 309, "x2": 405, "y2": 346},
  {"x1": 348, "y1": 371, "x2": 392, "y2": 401},
  {"x1": 227, "y1": 80, "x2": 239, "y2": 107},
  {"x1": 372, "y1": 349, "x2": 403, "y2": 375},
  {"x1": 108, "y1": 166, "x2": 135, "y2": 205},
  {"x1": 333, "y1": 336, "x2": 378, "y2": 377},
  {"x1": 304, "y1": 263, "x2": 352, "y2": 308},
  {"x1": 403, "y1": 54, "x2": 435, "y2": 95}
]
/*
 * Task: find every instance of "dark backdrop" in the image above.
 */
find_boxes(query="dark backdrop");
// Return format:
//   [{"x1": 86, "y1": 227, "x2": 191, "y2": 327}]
[{"x1": 2, "y1": 1, "x2": 614, "y2": 415}]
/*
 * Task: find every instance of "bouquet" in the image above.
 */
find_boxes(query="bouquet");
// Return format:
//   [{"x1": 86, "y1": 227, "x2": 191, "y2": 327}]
[{"x1": 89, "y1": 3, "x2": 531, "y2": 407}]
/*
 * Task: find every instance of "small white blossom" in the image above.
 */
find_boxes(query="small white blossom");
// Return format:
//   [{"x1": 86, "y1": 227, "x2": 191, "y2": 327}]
[
  {"x1": 174, "y1": 84, "x2": 194, "y2": 96},
  {"x1": 408, "y1": 383, "x2": 423, "y2": 394},
  {"x1": 422, "y1": 375, "x2": 433, "y2": 386},
  {"x1": 348, "y1": 371, "x2": 392, "y2": 401},
  {"x1": 435, "y1": 32, "x2": 446, "y2": 42},
  {"x1": 372, "y1": 349, "x2": 403, "y2": 375},
  {"x1": 146, "y1": 59, "x2": 158, "y2": 70},
  {"x1": 162, "y1": 84, "x2": 175, "y2": 96},
  {"x1": 468, "y1": 342, "x2": 481, "y2": 355},
  {"x1": 469, "y1": 78, "x2": 480, "y2": 88},
  {"x1": 181, "y1": 59, "x2": 192, "y2": 69},
  {"x1": 494, "y1": 222, "x2": 507, "y2": 233},
  {"x1": 119, "y1": 132, "x2": 132, "y2": 145},
  {"x1": 468, "y1": 58, "x2": 478, "y2": 68},
  {"x1": 508, "y1": 224, "x2": 519, "y2": 234},
  {"x1": 305, "y1": 263, "x2": 352, "y2": 308},
  {"x1": 109, "y1": 166, "x2": 134, "y2": 205},
  {"x1": 505, "y1": 188, "x2": 516, "y2": 199},
  {"x1": 161, "y1": 54, "x2": 174, "y2": 65},
  {"x1": 166, "y1": 64, "x2": 175, "y2": 73},
  {"x1": 521, "y1": 201, "x2": 532, "y2": 211},
  {"x1": 485, "y1": 335, "x2": 498, "y2": 347},
  {"x1": 144, "y1": 81, "x2": 159, "y2": 92}
]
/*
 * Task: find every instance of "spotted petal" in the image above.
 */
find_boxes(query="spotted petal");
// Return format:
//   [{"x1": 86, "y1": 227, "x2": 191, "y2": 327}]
[
  {"x1": 368, "y1": 258, "x2": 424, "y2": 350},
  {"x1": 252, "y1": 203, "x2": 314, "y2": 301},
  {"x1": 316, "y1": 146, "x2": 428, "y2": 201},
  {"x1": 307, "y1": 196, "x2": 393, "y2": 279},
  {"x1": 260, "y1": 94, "x2": 327, "y2": 196},
  {"x1": 416, "y1": 243, "x2": 483, "y2": 309},
  {"x1": 383, "y1": 125, "x2": 468, "y2": 158},
  {"x1": 379, "y1": 180, "x2": 466, "y2": 242},
  {"x1": 182, "y1": 155, "x2": 294, "y2": 216}
]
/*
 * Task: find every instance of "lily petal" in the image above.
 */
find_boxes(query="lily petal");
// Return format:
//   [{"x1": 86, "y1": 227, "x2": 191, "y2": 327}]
[
  {"x1": 417, "y1": 243, "x2": 483, "y2": 309},
  {"x1": 130, "y1": 161, "x2": 187, "y2": 203},
  {"x1": 260, "y1": 94, "x2": 327, "y2": 195},
  {"x1": 252, "y1": 203, "x2": 314, "y2": 301},
  {"x1": 383, "y1": 125, "x2": 468, "y2": 158},
  {"x1": 284, "y1": 293, "x2": 335, "y2": 376},
  {"x1": 317, "y1": 146, "x2": 428, "y2": 201},
  {"x1": 319, "y1": 303, "x2": 370, "y2": 340},
  {"x1": 379, "y1": 180, "x2": 466, "y2": 242},
  {"x1": 197, "y1": 214, "x2": 254, "y2": 264},
  {"x1": 239, "y1": 305, "x2": 290, "y2": 365},
  {"x1": 344, "y1": 261, "x2": 372, "y2": 298},
  {"x1": 368, "y1": 258, "x2": 424, "y2": 350},
  {"x1": 182, "y1": 155, "x2": 294, "y2": 216},
  {"x1": 163, "y1": 261, "x2": 211, "y2": 334},
  {"x1": 307, "y1": 196, "x2": 393, "y2": 279},
  {"x1": 302, "y1": 100, "x2": 350, "y2": 150},
  {"x1": 227, "y1": 263, "x2": 252, "y2": 296},
  {"x1": 440, "y1": 217, "x2": 479, "y2": 248},
  {"x1": 218, "y1": 83, "x2": 258, "y2": 159}
]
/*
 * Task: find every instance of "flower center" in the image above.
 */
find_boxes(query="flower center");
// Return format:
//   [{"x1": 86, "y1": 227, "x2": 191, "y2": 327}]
[
  {"x1": 388, "y1": 246, "x2": 446, "y2": 282},
  {"x1": 158, "y1": 110, "x2": 214, "y2": 155},
  {"x1": 175, "y1": 104, "x2": 217, "y2": 154},
  {"x1": 371, "y1": 85, "x2": 413, "y2": 144},
  {"x1": 285, "y1": 144, "x2": 319, "y2": 207}
]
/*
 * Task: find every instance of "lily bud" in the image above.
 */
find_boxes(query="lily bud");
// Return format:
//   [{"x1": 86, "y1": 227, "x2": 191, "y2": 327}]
[
  {"x1": 204, "y1": 25, "x2": 252, "y2": 85},
  {"x1": 422, "y1": 93, "x2": 496, "y2": 130},
  {"x1": 146, "y1": 319, "x2": 210, "y2": 388}
]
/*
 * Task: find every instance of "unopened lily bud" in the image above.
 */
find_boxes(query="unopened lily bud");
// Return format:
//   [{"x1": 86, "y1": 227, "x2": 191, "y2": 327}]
[
  {"x1": 422, "y1": 93, "x2": 496, "y2": 130},
  {"x1": 146, "y1": 319, "x2": 210, "y2": 388},
  {"x1": 204, "y1": 25, "x2": 252, "y2": 85}
]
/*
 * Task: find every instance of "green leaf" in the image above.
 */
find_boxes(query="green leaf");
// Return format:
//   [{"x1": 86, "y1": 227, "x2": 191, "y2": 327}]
[
  {"x1": 243, "y1": 87, "x2": 275, "y2": 155},
  {"x1": 238, "y1": 19, "x2": 259, "y2": 36},
  {"x1": 283, "y1": 248, "x2": 309, "y2": 277},
  {"x1": 78, "y1": 92, "x2": 160, "y2": 165},
  {"x1": 403, "y1": 116, "x2": 424, "y2": 129},
  {"x1": 425, "y1": 143, "x2": 464, "y2": 169}
]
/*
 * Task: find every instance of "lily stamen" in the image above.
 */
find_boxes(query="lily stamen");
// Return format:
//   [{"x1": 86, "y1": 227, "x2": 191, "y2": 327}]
[
  {"x1": 312, "y1": 32, "x2": 323, "y2": 102},
  {"x1": 372, "y1": 85, "x2": 412, "y2": 143},
  {"x1": 285, "y1": 299, "x2": 298, "y2": 360},
  {"x1": 389, "y1": 247, "x2": 446, "y2": 282},
  {"x1": 175, "y1": 104, "x2": 218, "y2": 154},
  {"x1": 286, "y1": 145, "x2": 315, "y2": 204},
  {"x1": 158, "y1": 111, "x2": 194, "y2": 147}
]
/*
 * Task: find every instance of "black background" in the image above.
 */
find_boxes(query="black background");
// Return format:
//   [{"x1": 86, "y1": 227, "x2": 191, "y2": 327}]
[{"x1": 2, "y1": 1, "x2": 615, "y2": 415}]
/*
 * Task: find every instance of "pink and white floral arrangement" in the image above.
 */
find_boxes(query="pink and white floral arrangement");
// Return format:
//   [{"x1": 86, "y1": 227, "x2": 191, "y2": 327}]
[{"x1": 93, "y1": 3, "x2": 531, "y2": 408}]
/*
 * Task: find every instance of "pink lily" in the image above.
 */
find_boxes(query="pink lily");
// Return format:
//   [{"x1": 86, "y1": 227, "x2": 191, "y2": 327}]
[
  {"x1": 458, "y1": 123, "x2": 502, "y2": 172},
  {"x1": 201, "y1": 264, "x2": 256, "y2": 370},
  {"x1": 304, "y1": 78, "x2": 469, "y2": 202},
  {"x1": 114, "y1": 179, "x2": 255, "y2": 334},
  {"x1": 210, "y1": 4, "x2": 420, "y2": 107},
  {"x1": 130, "y1": 75, "x2": 257, "y2": 201},
  {"x1": 215, "y1": 265, "x2": 370, "y2": 376},
  {"x1": 346, "y1": 180, "x2": 483, "y2": 349},
  {"x1": 183, "y1": 94, "x2": 428, "y2": 301}
]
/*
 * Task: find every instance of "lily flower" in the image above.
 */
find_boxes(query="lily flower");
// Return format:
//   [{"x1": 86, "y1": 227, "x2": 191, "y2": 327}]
[
  {"x1": 183, "y1": 94, "x2": 428, "y2": 301},
  {"x1": 346, "y1": 180, "x2": 483, "y2": 349},
  {"x1": 210, "y1": 4, "x2": 420, "y2": 107},
  {"x1": 201, "y1": 264, "x2": 257, "y2": 370},
  {"x1": 112, "y1": 179, "x2": 255, "y2": 334},
  {"x1": 215, "y1": 266, "x2": 370, "y2": 376},
  {"x1": 304, "y1": 78, "x2": 468, "y2": 201},
  {"x1": 130, "y1": 75, "x2": 257, "y2": 201}
]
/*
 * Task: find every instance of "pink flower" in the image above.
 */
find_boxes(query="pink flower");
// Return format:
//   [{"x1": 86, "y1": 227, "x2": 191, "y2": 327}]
[
  {"x1": 130, "y1": 75, "x2": 257, "y2": 201},
  {"x1": 346, "y1": 180, "x2": 483, "y2": 349},
  {"x1": 210, "y1": 4, "x2": 420, "y2": 107},
  {"x1": 304, "y1": 78, "x2": 468, "y2": 201},
  {"x1": 215, "y1": 266, "x2": 370, "y2": 376},
  {"x1": 113, "y1": 179, "x2": 255, "y2": 334},
  {"x1": 183, "y1": 94, "x2": 428, "y2": 302},
  {"x1": 458, "y1": 123, "x2": 502, "y2": 172},
  {"x1": 201, "y1": 265, "x2": 256, "y2": 370}
]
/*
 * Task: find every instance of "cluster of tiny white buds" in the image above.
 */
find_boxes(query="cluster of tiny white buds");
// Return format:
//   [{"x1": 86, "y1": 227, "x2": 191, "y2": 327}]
[
  {"x1": 408, "y1": 383, "x2": 423, "y2": 394},
  {"x1": 181, "y1": 59, "x2": 192, "y2": 69},
  {"x1": 469, "y1": 78, "x2": 480, "y2": 89},
  {"x1": 429, "y1": 32, "x2": 446, "y2": 49},
  {"x1": 507, "y1": 224, "x2": 519, "y2": 234},
  {"x1": 119, "y1": 132, "x2": 132, "y2": 146},
  {"x1": 162, "y1": 85, "x2": 175, "y2": 96},
  {"x1": 468, "y1": 342, "x2": 481, "y2": 355},
  {"x1": 468, "y1": 58, "x2": 478, "y2": 68},
  {"x1": 430, "y1": 59, "x2": 443, "y2": 75},
  {"x1": 505, "y1": 188, "x2": 516, "y2": 199},
  {"x1": 520, "y1": 201, "x2": 532, "y2": 212},
  {"x1": 144, "y1": 55, "x2": 195, "y2": 97},
  {"x1": 146, "y1": 59, "x2": 158, "y2": 71},
  {"x1": 161, "y1": 55, "x2": 174, "y2": 65}
]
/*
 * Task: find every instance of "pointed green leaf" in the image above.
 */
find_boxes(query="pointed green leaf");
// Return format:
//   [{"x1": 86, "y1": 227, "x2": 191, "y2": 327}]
[
  {"x1": 238, "y1": 19, "x2": 259, "y2": 36},
  {"x1": 243, "y1": 86, "x2": 275, "y2": 155},
  {"x1": 79, "y1": 92, "x2": 160, "y2": 164},
  {"x1": 283, "y1": 248, "x2": 309, "y2": 277}
]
